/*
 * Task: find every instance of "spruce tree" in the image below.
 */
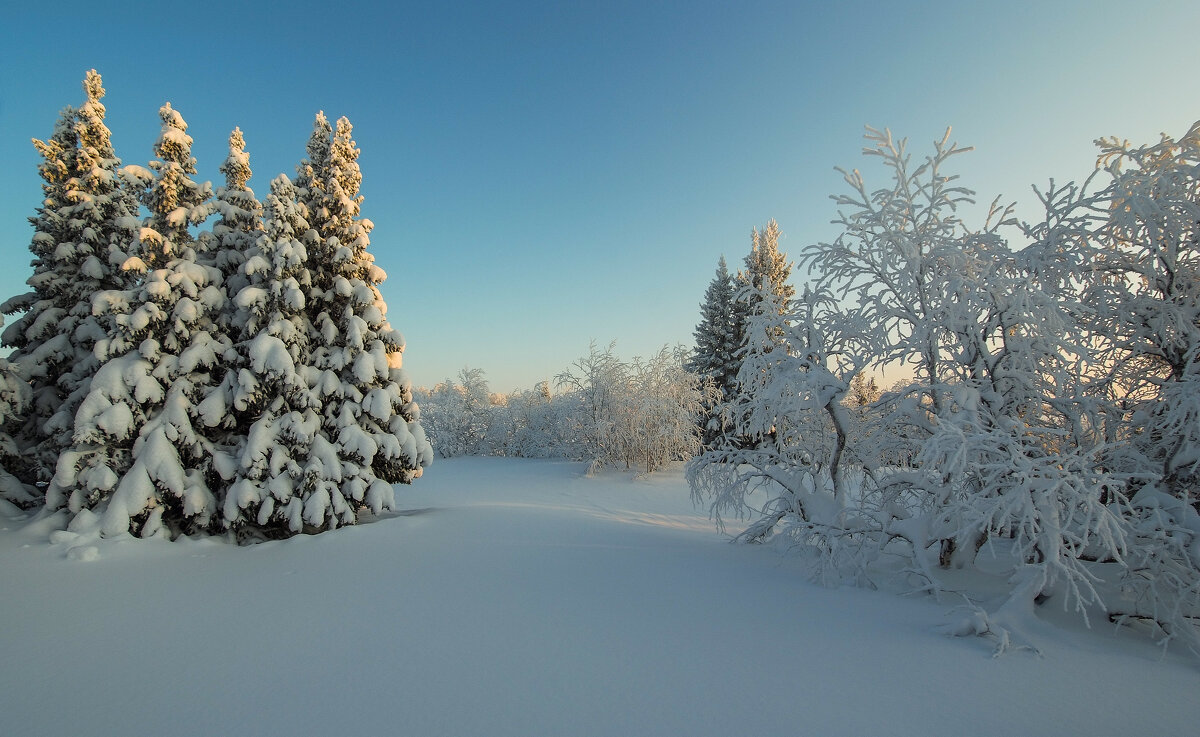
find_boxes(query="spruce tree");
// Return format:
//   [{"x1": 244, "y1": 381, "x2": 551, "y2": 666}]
[
  {"x1": 218, "y1": 174, "x2": 328, "y2": 537},
  {"x1": 728, "y1": 219, "x2": 794, "y2": 448},
  {"x1": 207, "y1": 127, "x2": 263, "y2": 330},
  {"x1": 0, "y1": 317, "x2": 32, "y2": 507},
  {"x1": 1, "y1": 107, "x2": 77, "y2": 491},
  {"x1": 50, "y1": 102, "x2": 224, "y2": 537},
  {"x1": 736, "y1": 219, "x2": 794, "y2": 327},
  {"x1": 192, "y1": 127, "x2": 265, "y2": 520},
  {"x1": 294, "y1": 111, "x2": 332, "y2": 226},
  {"x1": 296, "y1": 114, "x2": 432, "y2": 531},
  {"x1": 2, "y1": 71, "x2": 140, "y2": 493},
  {"x1": 687, "y1": 256, "x2": 738, "y2": 445}
]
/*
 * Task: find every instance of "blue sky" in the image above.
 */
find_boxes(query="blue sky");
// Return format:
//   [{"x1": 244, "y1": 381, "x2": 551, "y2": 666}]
[{"x1": 2, "y1": 0, "x2": 1198, "y2": 391}]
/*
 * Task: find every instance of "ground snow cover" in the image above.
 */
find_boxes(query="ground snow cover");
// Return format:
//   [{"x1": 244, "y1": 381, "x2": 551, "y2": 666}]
[{"x1": 1, "y1": 457, "x2": 1195, "y2": 735}]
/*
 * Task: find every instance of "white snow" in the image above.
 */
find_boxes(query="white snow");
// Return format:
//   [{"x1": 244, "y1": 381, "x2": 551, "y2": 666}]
[{"x1": 0, "y1": 457, "x2": 1194, "y2": 735}]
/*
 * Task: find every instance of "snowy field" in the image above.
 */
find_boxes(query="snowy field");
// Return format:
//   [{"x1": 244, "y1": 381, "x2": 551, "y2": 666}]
[{"x1": 1, "y1": 457, "x2": 1195, "y2": 736}]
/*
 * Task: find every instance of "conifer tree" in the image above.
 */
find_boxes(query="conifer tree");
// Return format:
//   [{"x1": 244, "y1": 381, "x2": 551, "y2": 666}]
[
  {"x1": 294, "y1": 111, "x2": 332, "y2": 228},
  {"x1": 736, "y1": 219, "x2": 795, "y2": 334},
  {"x1": 0, "y1": 317, "x2": 32, "y2": 507},
  {"x1": 726, "y1": 220, "x2": 794, "y2": 448},
  {"x1": 1, "y1": 107, "x2": 77, "y2": 491},
  {"x1": 207, "y1": 127, "x2": 263, "y2": 330},
  {"x1": 295, "y1": 114, "x2": 432, "y2": 531},
  {"x1": 191, "y1": 127, "x2": 266, "y2": 518},
  {"x1": 687, "y1": 256, "x2": 738, "y2": 445},
  {"x1": 50, "y1": 102, "x2": 224, "y2": 537},
  {"x1": 2, "y1": 71, "x2": 140, "y2": 492},
  {"x1": 217, "y1": 174, "x2": 329, "y2": 537}
]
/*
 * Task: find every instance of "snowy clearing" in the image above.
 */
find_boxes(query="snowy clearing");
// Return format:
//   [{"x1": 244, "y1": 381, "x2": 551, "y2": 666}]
[{"x1": 1, "y1": 457, "x2": 1195, "y2": 736}]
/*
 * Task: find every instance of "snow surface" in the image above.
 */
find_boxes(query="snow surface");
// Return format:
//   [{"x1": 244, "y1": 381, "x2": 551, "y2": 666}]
[{"x1": 1, "y1": 457, "x2": 1195, "y2": 736}]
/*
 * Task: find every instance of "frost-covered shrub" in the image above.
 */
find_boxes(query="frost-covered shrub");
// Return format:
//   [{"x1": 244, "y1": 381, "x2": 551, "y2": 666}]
[
  {"x1": 1084, "y1": 124, "x2": 1200, "y2": 501},
  {"x1": 418, "y1": 368, "x2": 496, "y2": 458},
  {"x1": 556, "y1": 342, "x2": 712, "y2": 473},
  {"x1": 493, "y1": 383, "x2": 574, "y2": 458},
  {"x1": 1114, "y1": 486, "x2": 1200, "y2": 653},
  {"x1": 689, "y1": 126, "x2": 1199, "y2": 654},
  {"x1": 415, "y1": 346, "x2": 709, "y2": 473},
  {"x1": 603, "y1": 347, "x2": 713, "y2": 473}
]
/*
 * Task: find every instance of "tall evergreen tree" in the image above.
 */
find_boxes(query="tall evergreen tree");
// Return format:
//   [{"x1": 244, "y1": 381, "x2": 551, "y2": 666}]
[
  {"x1": 723, "y1": 219, "x2": 794, "y2": 448},
  {"x1": 1, "y1": 107, "x2": 77, "y2": 492},
  {"x1": 50, "y1": 102, "x2": 224, "y2": 537},
  {"x1": 294, "y1": 111, "x2": 332, "y2": 230},
  {"x1": 217, "y1": 174, "x2": 328, "y2": 537},
  {"x1": 736, "y1": 219, "x2": 795, "y2": 332},
  {"x1": 0, "y1": 317, "x2": 31, "y2": 507},
  {"x1": 207, "y1": 127, "x2": 263, "y2": 331},
  {"x1": 131, "y1": 102, "x2": 213, "y2": 268},
  {"x1": 192, "y1": 127, "x2": 266, "y2": 515},
  {"x1": 295, "y1": 114, "x2": 432, "y2": 531},
  {"x1": 2, "y1": 70, "x2": 140, "y2": 493},
  {"x1": 687, "y1": 256, "x2": 738, "y2": 445}
]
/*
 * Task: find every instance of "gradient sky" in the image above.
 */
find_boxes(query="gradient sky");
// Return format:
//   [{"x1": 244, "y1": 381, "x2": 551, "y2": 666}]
[{"x1": 2, "y1": 0, "x2": 1198, "y2": 392}]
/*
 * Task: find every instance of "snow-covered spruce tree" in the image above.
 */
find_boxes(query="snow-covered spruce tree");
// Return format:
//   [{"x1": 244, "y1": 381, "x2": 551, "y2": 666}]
[
  {"x1": 0, "y1": 316, "x2": 32, "y2": 507},
  {"x1": 294, "y1": 111, "x2": 332, "y2": 225},
  {"x1": 727, "y1": 220, "x2": 794, "y2": 447},
  {"x1": 0, "y1": 106, "x2": 77, "y2": 494},
  {"x1": 2, "y1": 71, "x2": 140, "y2": 495},
  {"x1": 292, "y1": 113, "x2": 432, "y2": 530},
  {"x1": 686, "y1": 256, "x2": 739, "y2": 446},
  {"x1": 49, "y1": 102, "x2": 225, "y2": 538},
  {"x1": 206, "y1": 127, "x2": 263, "y2": 334},
  {"x1": 739, "y1": 219, "x2": 794, "y2": 305},
  {"x1": 212, "y1": 174, "x2": 332, "y2": 538},
  {"x1": 735, "y1": 219, "x2": 794, "y2": 346}
]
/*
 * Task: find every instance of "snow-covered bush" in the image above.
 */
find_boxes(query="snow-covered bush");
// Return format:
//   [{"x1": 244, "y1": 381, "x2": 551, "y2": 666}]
[
  {"x1": 1061, "y1": 123, "x2": 1200, "y2": 649},
  {"x1": 1085, "y1": 124, "x2": 1200, "y2": 500},
  {"x1": 493, "y1": 382, "x2": 574, "y2": 458},
  {"x1": 1114, "y1": 486, "x2": 1200, "y2": 653},
  {"x1": 556, "y1": 342, "x2": 712, "y2": 474},
  {"x1": 686, "y1": 127, "x2": 1190, "y2": 652},
  {"x1": 414, "y1": 345, "x2": 710, "y2": 473},
  {"x1": 689, "y1": 283, "x2": 874, "y2": 541},
  {"x1": 418, "y1": 368, "x2": 496, "y2": 458}
]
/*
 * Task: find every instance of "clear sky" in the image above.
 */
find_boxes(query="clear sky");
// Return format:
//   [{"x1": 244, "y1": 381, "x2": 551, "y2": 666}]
[{"x1": 2, "y1": 0, "x2": 1198, "y2": 392}]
